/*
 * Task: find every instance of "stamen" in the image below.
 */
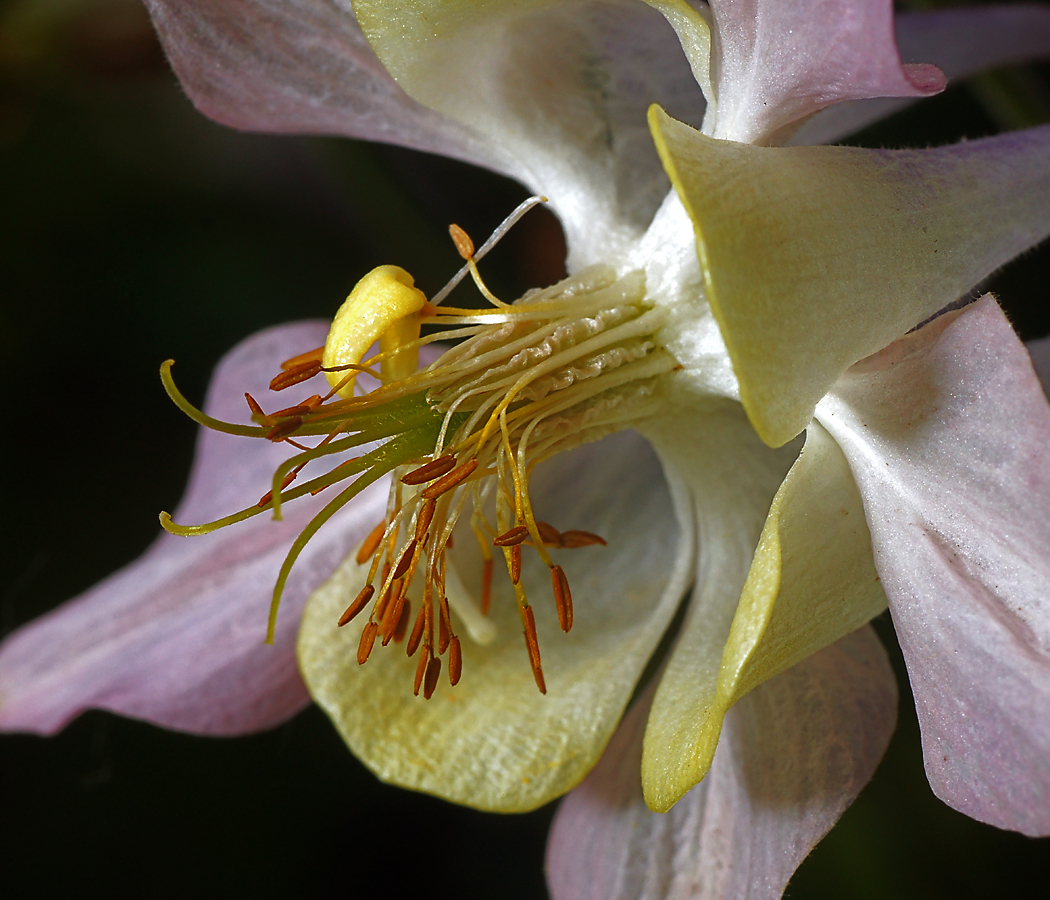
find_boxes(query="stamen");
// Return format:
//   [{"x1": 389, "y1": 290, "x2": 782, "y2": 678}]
[
  {"x1": 413, "y1": 645, "x2": 431, "y2": 696},
  {"x1": 551, "y1": 565, "x2": 572, "y2": 633},
  {"x1": 392, "y1": 600, "x2": 412, "y2": 644},
  {"x1": 493, "y1": 525, "x2": 529, "y2": 547},
  {"x1": 522, "y1": 606, "x2": 546, "y2": 694},
  {"x1": 245, "y1": 392, "x2": 265, "y2": 417},
  {"x1": 391, "y1": 540, "x2": 416, "y2": 580},
  {"x1": 401, "y1": 454, "x2": 457, "y2": 486},
  {"x1": 420, "y1": 458, "x2": 479, "y2": 499},
  {"x1": 280, "y1": 346, "x2": 325, "y2": 370},
  {"x1": 406, "y1": 603, "x2": 426, "y2": 657},
  {"x1": 338, "y1": 584, "x2": 375, "y2": 626},
  {"x1": 448, "y1": 636, "x2": 463, "y2": 686},
  {"x1": 423, "y1": 657, "x2": 442, "y2": 700},
  {"x1": 558, "y1": 530, "x2": 608, "y2": 549},
  {"x1": 536, "y1": 521, "x2": 562, "y2": 545},
  {"x1": 356, "y1": 520, "x2": 387, "y2": 565},
  {"x1": 266, "y1": 417, "x2": 303, "y2": 441},
  {"x1": 415, "y1": 498, "x2": 436, "y2": 542},
  {"x1": 438, "y1": 595, "x2": 452, "y2": 656},
  {"x1": 358, "y1": 621, "x2": 379, "y2": 665},
  {"x1": 270, "y1": 360, "x2": 323, "y2": 392},
  {"x1": 449, "y1": 223, "x2": 475, "y2": 259},
  {"x1": 509, "y1": 544, "x2": 522, "y2": 585}
]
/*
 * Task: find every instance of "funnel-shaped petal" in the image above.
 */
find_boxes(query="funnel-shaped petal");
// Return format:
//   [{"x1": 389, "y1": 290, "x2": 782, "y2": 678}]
[
  {"x1": 820, "y1": 298, "x2": 1050, "y2": 836},
  {"x1": 651, "y1": 108, "x2": 1050, "y2": 446},
  {"x1": 299, "y1": 429, "x2": 690, "y2": 812},
  {"x1": 548, "y1": 626, "x2": 896, "y2": 900}
]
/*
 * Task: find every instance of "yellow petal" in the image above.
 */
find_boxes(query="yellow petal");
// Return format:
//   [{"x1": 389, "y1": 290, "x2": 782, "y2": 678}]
[
  {"x1": 298, "y1": 432, "x2": 690, "y2": 812},
  {"x1": 649, "y1": 106, "x2": 1050, "y2": 447}
]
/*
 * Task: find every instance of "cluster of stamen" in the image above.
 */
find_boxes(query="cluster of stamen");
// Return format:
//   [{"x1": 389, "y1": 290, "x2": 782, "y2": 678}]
[{"x1": 161, "y1": 199, "x2": 675, "y2": 697}]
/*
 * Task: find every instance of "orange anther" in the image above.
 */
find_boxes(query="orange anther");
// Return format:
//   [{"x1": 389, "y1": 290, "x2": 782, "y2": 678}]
[
  {"x1": 510, "y1": 544, "x2": 522, "y2": 585},
  {"x1": 381, "y1": 583, "x2": 408, "y2": 646},
  {"x1": 523, "y1": 606, "x2": 546, "y2": 695},
  {"x1": 481, "y1": 558, "x2": 493, "y2": 615},
  {"x1": 557, "y1": 530, "x2": 607, "y2": 549},
  {"x1": 279, "y1": 346, "x2": 325, "y2": 371},
  {"x1": 449, "y1": 223, "x2": 475, "y2": 259},
  {"x1": 270, "y1": 360, "x2": 323, "y2": 391},
  {"x1": 448, "y1": 636, "x2": 463, "y2": 686},
  {"x1": 265, "y1": 416, "x2": 303, "y2": 441},
  {"x1": 401, "y1": 454, "x2": 456, "y2": 486},
  {"x1": 413, "y1": 645, "x2": 430, "y2": 696},
  {"x1": 535, "y1": 521, "x2": 562, "y2": 545},
  {"x1": 244, "y1": 392, "x2": 266, "y2": 417},
  {"x1": 392, "y1": 600, "x2": 412, "y2": 644},
  {"x1": 438, "y1": 596, "x2": 452, "y2": 655},
  {"x1": 423, "y1": 657, "x2": 442, "y2": 700},
  {"x1": 551, "y1": 565, "x2": 572, "y2": 633},
  {"x1": 406, "y1": 603, "x2": 426, "y2": 657},
  {"x1": 420, "y1": 458, "x2": 479, "y2": 500},
  {"x1": 415, "y1": 498, "x2": 436, "y2": 542},
  {"x1": 357, "y1": 621, "x2": 378, "y2": 665},
  {"x1": 355, "y1": 520, "x2": 387, "y2": 565},
  {"x1": 493, "y1": 525, "x2": 529, "y2": 547},
  {"x1": 257, "y1": 470, "x2": 298, "y2": 508},
  {"x1": 338, "y1": 585, "x2": 375, "y2": 627},
  {"x1": 391, "y1": 539, "x2": 417, "y2": 580}
]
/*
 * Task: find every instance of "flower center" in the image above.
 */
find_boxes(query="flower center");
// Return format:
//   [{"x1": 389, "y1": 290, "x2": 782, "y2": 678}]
[{"x1": 161, "y1": 202, "x2": 677, "y2": 698}]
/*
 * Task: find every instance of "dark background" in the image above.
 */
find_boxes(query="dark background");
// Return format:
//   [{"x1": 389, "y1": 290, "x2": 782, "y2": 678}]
[{"x1": 2, "y1": 1, "x2": 1049, "y2": 897}]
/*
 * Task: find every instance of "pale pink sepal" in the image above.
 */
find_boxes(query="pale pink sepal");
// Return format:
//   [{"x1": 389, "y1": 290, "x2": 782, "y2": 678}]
[
  {"x1": 707, "y1": 0, "x2": 944, "y2": 144},
  {"x1": 142, "y1": 0, "x2": 497, "y2": 170},
  {"x1": 546, "y1": 626, "x2": 896, "y2": 900},
  {"x1": 795, "y1": 4, "x2": 1050, "y2": 145},
  {"x1": 0, "y1": 322, "x2": 386, "y2": 735},
  {"x1": 819, "y1": 298, "x2": 1050, "y2": 836}
]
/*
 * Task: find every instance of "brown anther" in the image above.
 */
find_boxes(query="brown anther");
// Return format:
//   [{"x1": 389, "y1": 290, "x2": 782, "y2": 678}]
[
  {"x1": 381, "y1": 583, "x2": 408, "y2": 646},
  {"x1": 413, "y1": 645, "x2": 430, "y2": 695},
  {"x1": 523, "y1": 606, "x2": 547, "y2": 694},
  {"x1": 338, "y1": 585, "x2": 375, "y2": 627},
  {"x1": 446, "y1": 533, "x2": 454, "y2": 549},
  {"x1": 392, "y1": 600, "x2": 412, "y2": 644},
  {"x1": 481, "y1": 558, "x2": 493, "y2": 615},
  {"x1": 270, "y1": 360, "x2": 323, "y2": 392},
  {"x1": 356, "y1": 520, "x2": 387, "y2": 565},
  {"x1": 510, "y1": 544, "x2": 522, "y2": 585},
  {"x1": 493, "y1": 525, "x2": 529, "y2": 547},
  {"x1": 357, "y1": 621, "x2": 378, "y2": 666},
  {"x1": 391, "y1": 539, "x2": 417, "y2": 580},
  {"x1": 265, "y1": 416, "x2": 303, "y2": 441},
  {"x1": 449, "y1": 223, "x2": 475, "y2": 259},
  {"x1": 536, "y1": 521, "x2": 562, "y2": 545},
  {"x1": 280, "y1": 346, "x2": 325, "y2": 371},
  {"x1": 551, "y1": 565, "x2": 573, "y2": 633},
  {"x1": 406, "y1": 603, "x2": 427, "y2": 657},
  {"x1": 401, "y1": 454, "x2": 456, "y2": 486},
  {"x1": 448, "y1": 636, "x2": 463, "y2": 686},
  {"x1": 423, "y1": 657, "x2": 442, "y2": 700},
  {"x1": 557, "y1": 530, "x2": 608, "y2": 549},
  {"x1": 415, "y1": 498, "x2": 436, "y2": 542},
  {"x1": 420, "y1": 458, "x2": 479, "y2": 500},
  {"x1": 257, "y1": 470, "x2": 298, "y2": 508},
  {"x1": 438, "y1": 596, "x2": 452, "y2": 656},
  {"x1": 374, "y1": 580, "x2": 395, "y2": 623},
  {"x1": 244, "y1": 392, "x2": 266, "y2": 417},
  {"x1": 271, "y1": 402, "x2": 313, "y2": 418}
]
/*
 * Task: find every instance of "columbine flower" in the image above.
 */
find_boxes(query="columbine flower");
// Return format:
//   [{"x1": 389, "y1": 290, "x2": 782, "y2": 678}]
[{"x1": 3, "y1": 0, "x2": 1050, "y2": 896}]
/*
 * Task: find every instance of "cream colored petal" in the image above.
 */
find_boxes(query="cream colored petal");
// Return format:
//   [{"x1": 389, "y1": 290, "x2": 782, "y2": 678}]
[
  {"x1": 353, "y1": 0, "x2": 705, "y2": 268},
  {"x1": 637, "y1": 392, "x2": 799, "y2": 813},
  {"x1": 298, "y1": 430, "x2": 691, "y2": 812},
  {"x1": 649, "y1": 108, "x2": 1050, "y2": 447}
]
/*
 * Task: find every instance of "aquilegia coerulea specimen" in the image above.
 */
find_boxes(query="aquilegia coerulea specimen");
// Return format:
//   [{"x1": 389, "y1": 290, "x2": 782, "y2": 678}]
[{"x1": 4, "y1": 1, "x2": 1050, "y2": 897}]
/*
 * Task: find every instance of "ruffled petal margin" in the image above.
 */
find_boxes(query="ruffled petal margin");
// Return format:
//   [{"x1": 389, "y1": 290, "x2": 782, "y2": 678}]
[
  {"x1": 819, "y1": 298, "x2": 1050, "y2": 836},
  {"x1": 0, "y1": 322, "x2": 382, "y2": 735},
  {"x1": 547, "y1": 625, "x2": 897, "y2": 900}
]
